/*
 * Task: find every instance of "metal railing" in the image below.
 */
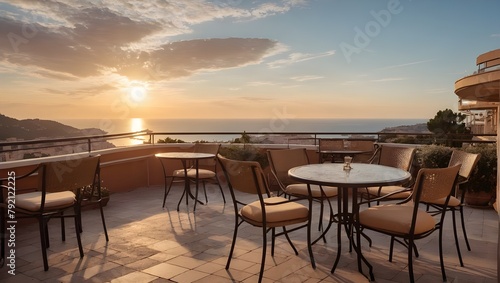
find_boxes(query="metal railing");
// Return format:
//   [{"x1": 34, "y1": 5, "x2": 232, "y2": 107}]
[{"x1": 0, "y1": 130, "x2": 496, "y2": 161}]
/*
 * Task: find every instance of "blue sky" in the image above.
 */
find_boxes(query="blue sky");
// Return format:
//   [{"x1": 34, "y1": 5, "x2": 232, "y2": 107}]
[{"x1": 0, "y1": 0, "x2": 499, "y2": 120}]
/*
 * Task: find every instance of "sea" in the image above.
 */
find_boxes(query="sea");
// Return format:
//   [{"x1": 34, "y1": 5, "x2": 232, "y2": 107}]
[{"x1": 59, "y1": 118, "x2": 427, "y2": 146}]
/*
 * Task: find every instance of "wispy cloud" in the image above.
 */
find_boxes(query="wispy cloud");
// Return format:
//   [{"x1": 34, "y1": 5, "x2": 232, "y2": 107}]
[
  {"x1": 267, "y1": 50, "x2": 335, "y2": 68},
  {"x1": 370, "y1": 77, "x2": 407, "y2": 83},
  {"x1": 290, "y1": 75, "x2": 324, "y2": 82},
  {"x1": 341, "y1": 80, "x2": 358, "y2": 86},
  {"x1": 491, "y1": 33, "x2": 500, "y2": 37},
  {"x1": 341, "y1": 75, "x2": 405, "y2": 85},
  {"x1": 425, "y1": 88, "x2": 450, "y2": 94},
  {"x1": 247, "y1": 81, "x2": 279, "y2": 87},
  {"x1": 43, "y1": 84, "x2": 116, "y2": 97},
  {"x1": 240, "y1": 96, "x2": 273, "y2": 102},
  {"x1": 376, "y1": 59, "x2": 434, "y2": 71}
]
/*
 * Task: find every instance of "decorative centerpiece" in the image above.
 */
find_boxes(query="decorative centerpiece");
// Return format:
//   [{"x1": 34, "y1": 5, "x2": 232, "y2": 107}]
[{"x1": 343, "y1": 156, "x2": 352, "y2": 170}]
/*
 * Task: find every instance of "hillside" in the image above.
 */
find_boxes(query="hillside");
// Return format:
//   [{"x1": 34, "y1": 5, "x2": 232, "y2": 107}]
[
  {"x1": 0, "y1": 114, "x2": 107, "y2": 140},
  {"x1": 380, "y1": 123, "x2": 430, "y2": 133}
]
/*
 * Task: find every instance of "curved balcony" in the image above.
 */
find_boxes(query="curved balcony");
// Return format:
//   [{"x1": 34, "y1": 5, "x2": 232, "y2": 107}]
[
  {"x1": 455, "y1": 69, "x2": 500, "y2": 101},
  {"x1": 455, "y1": 49, "x2": 500, "y2": 102}
]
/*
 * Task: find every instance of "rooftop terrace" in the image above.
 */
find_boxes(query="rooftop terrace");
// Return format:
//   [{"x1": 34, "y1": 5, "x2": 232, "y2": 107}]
[{"x1": 1, "y1": 182, "x2": 497, "y2": 282}]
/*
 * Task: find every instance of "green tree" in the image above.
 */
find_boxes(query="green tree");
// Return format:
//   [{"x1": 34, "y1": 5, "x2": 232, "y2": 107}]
[
  {"x1": 233, "y1": 131, "x2": 251, "y2": 143},
  {"x1": 157, "y1": 137, "x2": 185, "y2": 143},
  {"x1": 427, "y1": 109, "x2": 471, "y2": 147}
]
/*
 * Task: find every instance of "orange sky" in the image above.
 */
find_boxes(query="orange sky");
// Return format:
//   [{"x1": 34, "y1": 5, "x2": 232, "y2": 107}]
[{"x1": 1, "y1": 1, "x2": 499, "y2": 120}]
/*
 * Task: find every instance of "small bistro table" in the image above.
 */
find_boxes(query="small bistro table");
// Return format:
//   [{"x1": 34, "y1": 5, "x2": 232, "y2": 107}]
[
  {"x1": 288, "y1": 163, "x2": 412, "y2": 281},
  {"x1": 155, "y1": 152, "x2": 215, "y2": 211}
]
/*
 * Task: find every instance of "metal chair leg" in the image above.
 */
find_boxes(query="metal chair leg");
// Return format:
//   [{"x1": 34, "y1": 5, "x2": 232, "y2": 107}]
[{"x1": 459, "y1": 205, "x2": 472, "y2": 251}]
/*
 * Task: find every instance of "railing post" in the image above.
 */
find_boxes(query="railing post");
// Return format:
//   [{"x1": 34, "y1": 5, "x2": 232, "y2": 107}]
[{"x1": 88, "y1": 139, "x2": 91, "y2": 153}]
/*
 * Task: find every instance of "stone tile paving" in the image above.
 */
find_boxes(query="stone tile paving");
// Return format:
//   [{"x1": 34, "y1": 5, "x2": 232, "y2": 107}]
[{"x1": 0, "y1": 184, "x2": 497, "y2": 282}]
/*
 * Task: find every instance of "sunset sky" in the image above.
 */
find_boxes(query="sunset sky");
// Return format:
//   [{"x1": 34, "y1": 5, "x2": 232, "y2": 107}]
[{"x1": 1, "y1": 0, "x2": 499, "y2": 121}]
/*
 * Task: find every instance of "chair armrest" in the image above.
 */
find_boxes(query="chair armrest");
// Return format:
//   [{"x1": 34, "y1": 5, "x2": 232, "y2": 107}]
[
  {"x1": 0, "y1": 165, "x2": 41, "y2": 202},
  {"x1": 367, "y1": 146, "x2": 381, "y2": 164},
  {"x1": 358, "y1": 186, "x2": 412, "y2": 206},
  {"x1": 0, "y1": 165, "x2": 40, "y2": 183},
  {"x1": 264, "y1": 196, "x2": 308, "y2": 206}
]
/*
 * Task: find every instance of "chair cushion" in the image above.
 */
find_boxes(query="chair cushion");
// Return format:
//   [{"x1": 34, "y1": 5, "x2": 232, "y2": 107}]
[
  {"x1": 359, "y1": 204, "x2": 436, "y2": 235},
  {"x1": 425, "y1": 196, "x2": 460, "y2": 207},
  {"x1": 173, "y1": 169, "x2": 216, "y2": 179},
  {"x1": 366, "y1": 185, "x2": 411, "y2": 199},
  {"x1": 15, "y1": 191, "x2": 76, "y2": 211},
  {"x1": 286, "y1": 184, "x2": 338, "y2": 198},
  {"x1": 241, "y1": 197, "x2": 309, "y2": 227}
]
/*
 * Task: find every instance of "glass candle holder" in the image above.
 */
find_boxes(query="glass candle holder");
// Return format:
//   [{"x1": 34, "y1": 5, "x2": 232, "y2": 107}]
[{"x1": 343, "y1": 156, "x2": 352, "y2": 170}]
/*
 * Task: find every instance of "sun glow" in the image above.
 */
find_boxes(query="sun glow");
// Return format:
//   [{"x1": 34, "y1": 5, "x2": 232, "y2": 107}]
[{"x1": 129, "y1": 83, "x2": 147, "y2": 103}]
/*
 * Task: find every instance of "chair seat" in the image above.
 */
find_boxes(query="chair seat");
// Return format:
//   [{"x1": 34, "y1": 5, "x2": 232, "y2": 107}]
[
  {"x1": 15, "y1": 191, "x2": 76, "y2": 211},
  {"x1": 241, "y1": 196, "x2": 309, "y2": 227},
  {"x1": 359, "y1": 204, "x2": 436, "y2": 235},
  {"x1": 173, "y1": 168, "x2": 216, "y2": 179},
  {"x1": 286, "y1": 184, "x2": 338, "y2": 198},
  {"x1": 425, "y1": 196, "x2": 461, "y2": 207},
  {"x1": 366, "y1": 185, "x2": 411, "y2": 199}
]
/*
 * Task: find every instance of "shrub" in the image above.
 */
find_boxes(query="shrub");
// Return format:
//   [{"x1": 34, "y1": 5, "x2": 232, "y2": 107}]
[
  {"x1": 462, "y1": 144, "x2": 497, "y2": 193},
  {"x1": 415, "y1": 144, "x2": 452, "y2": 168},
  {"x1": 415, "y1": 144, "x2": 497, "y2": 195},
  {"x1": 218, "y1": 145, "x2": 268, "y2": 168}
]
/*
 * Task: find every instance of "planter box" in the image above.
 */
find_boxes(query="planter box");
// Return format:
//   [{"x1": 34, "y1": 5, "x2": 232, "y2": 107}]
[
  {"x1": 464, "y1": 191, "x2": 494, "y2": 207},
  {"x1": 81, "y1": 196, "x2": 110, "y2": 210}
]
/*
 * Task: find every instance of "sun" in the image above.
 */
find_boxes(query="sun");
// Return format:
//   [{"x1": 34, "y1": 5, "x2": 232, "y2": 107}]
[{"x1": 130, "y1": 85, "x2": 147, "y2": 102}]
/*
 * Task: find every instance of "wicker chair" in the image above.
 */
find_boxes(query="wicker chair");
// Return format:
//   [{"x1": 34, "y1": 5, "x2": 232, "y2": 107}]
[
  {"x1": 424, "y1": 149, "x2": 480, "y2": 266},
  {"x1": 358, "y1": 164, "x2": 461, "y2": 283},
  {"x1": 0, "y1": 155, "x2": 100, "y2": 270},
  {"x1": 361, "y1": 144, "x2": 416, "y2": 205},
  {"x1": 218, "y1": 154, "x2": 315, "y2": 283},
  {"x1": 318, "y1": 138, "x2": 344, "y2": 163},
  {"x1": 267, "y1": 148, "x2": 338, "y2": 234}
]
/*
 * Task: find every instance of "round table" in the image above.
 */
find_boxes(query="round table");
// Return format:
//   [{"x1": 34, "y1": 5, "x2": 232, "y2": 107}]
[
  {"x1": 155, "y1": 152, "x2": 215, "y2": 211},
  {"x1": 288, "y1": 163, "x2": 412, "y2": 280}
]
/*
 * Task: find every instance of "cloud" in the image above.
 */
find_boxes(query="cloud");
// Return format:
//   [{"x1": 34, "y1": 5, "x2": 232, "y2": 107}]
[
  {"x1": 118, "y1": 38, "x2": 278, "y2": 81},
  {"x1": 290, "y1": 75, "x2": 324, "y2": 82},
  {"x1": 491, "y1": 33, "x2": 500, "y2": 37},
  {"x1": 267, "y1": 50, "x2": 335, "y2": 68},
  {"x1": 0, "y1": 1, "x2": 297, "y2": 83},
  {"x1": 239, "y1": 96, "x2": 273, "y2": 102},
  {"x1": 375, "y1": 59, "x2": 434, "y2": 71},
  {"x1": 247, "y1": 80, "x2": 279, "y2": 87},
  {"x1": 250, "y1": 1, "x2": 300, "y2": 19},
  {"x1": 0, "y1": 12, "x2": 161, "y2": 77},
  {"x1": 43, "y1": 84, "x2": 116, "y2": 97},
  {"x1": 370, "y1": 77, "x2": 407, "y2": 83}
]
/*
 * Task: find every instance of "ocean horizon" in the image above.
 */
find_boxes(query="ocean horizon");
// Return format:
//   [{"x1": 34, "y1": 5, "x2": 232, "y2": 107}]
[{"x1": 59, "y1": 118, "x2": 427, "y2": 145}]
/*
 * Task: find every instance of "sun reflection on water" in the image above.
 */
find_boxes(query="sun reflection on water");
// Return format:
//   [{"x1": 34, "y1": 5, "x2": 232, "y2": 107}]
[{"x1": 130, "y1": 118, "x2": 145, "y2": 145}]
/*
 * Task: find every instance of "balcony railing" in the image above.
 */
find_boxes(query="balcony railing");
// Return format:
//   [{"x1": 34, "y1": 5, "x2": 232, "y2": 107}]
[{"x1": 0, "y1": 130, "x2": 496, "y2": 161}]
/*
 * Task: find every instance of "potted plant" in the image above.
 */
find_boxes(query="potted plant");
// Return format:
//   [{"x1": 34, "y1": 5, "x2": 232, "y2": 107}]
[
  {"x1": 81, "y1": 184, "x2": 110, "y2": 207},
  {"x1": 462, "y1": 144, "x2": 497, "y2": 206},
  {"x1": 415, "y1": 144, "x2": 496, "y2": 207}
]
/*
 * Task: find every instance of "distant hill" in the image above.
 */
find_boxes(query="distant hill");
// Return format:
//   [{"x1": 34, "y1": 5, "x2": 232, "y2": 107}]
[
  {"x1": 380, "y1": 123, "x2": 431, "y2": 133},
  {"x1": 0, "y1": 114, "x2": 107, "y2": 141}
]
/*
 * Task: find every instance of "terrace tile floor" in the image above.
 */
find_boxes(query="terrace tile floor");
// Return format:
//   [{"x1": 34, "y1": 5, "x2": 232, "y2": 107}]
[{"x1": 1, "y1": 184, "x2": 497, "y2": 282}]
